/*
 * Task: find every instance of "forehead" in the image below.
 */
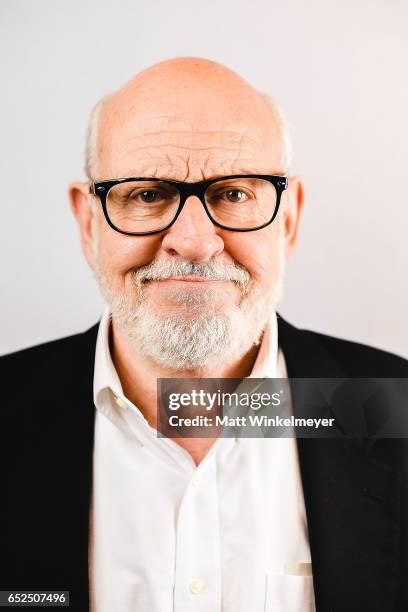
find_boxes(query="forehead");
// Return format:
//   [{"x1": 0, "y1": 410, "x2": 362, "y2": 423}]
[{"x1": 96, "y1": 90, "x2": 283, "y2": 181}]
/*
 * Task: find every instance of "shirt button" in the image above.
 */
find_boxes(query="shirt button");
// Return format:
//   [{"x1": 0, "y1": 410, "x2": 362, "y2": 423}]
[
  {"x1": 189, "y1": 579, "x2": 204, "y2": 595},
  {"x1": 114, "y1": 395, "x2": 127, "y2": 410},
  {"x1": 191, "y1": 479, "x2": 199, "y2": 487}
]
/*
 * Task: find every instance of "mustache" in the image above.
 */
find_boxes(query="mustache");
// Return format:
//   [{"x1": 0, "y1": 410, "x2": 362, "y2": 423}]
[{"x1": 133, "y1": 258, "x2": 252, "y2": 290}]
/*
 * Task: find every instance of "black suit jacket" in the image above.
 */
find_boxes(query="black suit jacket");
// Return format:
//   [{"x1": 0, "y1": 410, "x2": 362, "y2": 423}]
[{"x1": 1, "y1": 316, "x2": 407, "y2": 612}]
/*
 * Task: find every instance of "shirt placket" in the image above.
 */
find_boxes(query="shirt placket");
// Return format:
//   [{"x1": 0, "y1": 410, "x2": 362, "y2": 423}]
[{"x1": 173, "y1": 454, "x2": 222, "y2": 612}]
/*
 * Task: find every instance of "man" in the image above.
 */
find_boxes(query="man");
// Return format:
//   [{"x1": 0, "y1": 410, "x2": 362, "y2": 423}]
[{"x1": 1, "y1": 58, "x2": 407, "y2": 612}]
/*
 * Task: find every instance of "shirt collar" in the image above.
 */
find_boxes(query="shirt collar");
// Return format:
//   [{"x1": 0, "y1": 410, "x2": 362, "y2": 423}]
[
  {"x1": 249, "y1": 311, "x2": 279, "y2": 378},
  {"x1": 93, "y1": 307, "x2": 124, "y2": 407}
]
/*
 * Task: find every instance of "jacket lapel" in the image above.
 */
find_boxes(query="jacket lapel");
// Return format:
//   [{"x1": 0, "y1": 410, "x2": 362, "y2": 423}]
[{"x1": 277, "y1": 315, "x2": 402, "y2": 611}]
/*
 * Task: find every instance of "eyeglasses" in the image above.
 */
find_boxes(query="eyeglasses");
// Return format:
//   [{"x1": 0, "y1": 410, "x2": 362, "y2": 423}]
[{"x1": 91, "y1": 174, "x2": 288, "y2": 236}]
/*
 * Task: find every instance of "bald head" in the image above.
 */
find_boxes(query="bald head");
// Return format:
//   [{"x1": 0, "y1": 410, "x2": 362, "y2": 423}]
[{"x1": 85, "y1": 57, "x2": 292, "y2": 180}]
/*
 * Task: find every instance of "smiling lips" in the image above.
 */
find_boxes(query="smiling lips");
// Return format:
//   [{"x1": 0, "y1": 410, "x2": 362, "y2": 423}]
[
  {"x1": 144, "y1": 275, "x2": 231, "y2": 284},
  {"x1": 164, "y1": 275, "x2": 225, "y2": 282}
]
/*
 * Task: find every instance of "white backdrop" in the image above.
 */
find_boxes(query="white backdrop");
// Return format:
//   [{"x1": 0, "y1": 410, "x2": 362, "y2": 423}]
[{"x1": 1, "y1": 0, "x2": 407, "y2": 357}]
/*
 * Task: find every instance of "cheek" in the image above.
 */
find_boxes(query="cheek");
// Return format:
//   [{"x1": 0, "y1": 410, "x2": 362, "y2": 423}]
[
  {"x1": 96, "y1": 225, "x2": 162, "y2": 278},
  {"x1": 223, "y1": 225, "x2": 282, "y2": 289}
]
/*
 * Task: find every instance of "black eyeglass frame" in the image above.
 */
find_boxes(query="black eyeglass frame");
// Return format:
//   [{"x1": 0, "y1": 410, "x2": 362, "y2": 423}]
[{"x1": 91, "y1": 174, "x2": 288, "y2": 236}]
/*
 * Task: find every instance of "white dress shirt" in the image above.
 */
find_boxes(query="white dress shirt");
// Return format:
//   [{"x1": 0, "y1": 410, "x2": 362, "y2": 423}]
[{"x1": 90, "y1": 307, "x2": 316, "y2": 612}]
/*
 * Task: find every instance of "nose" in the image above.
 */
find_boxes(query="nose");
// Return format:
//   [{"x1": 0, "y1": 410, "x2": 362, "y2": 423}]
[{"x1": 161, "y1": 195, "x2": 224, "y2": 262}]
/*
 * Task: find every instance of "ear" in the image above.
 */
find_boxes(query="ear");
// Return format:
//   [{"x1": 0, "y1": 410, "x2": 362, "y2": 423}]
[
  {"x1": 281, "y1": 176, "x2": 304, "y2": 260},
  {"x1": 69, "y1": 181, "x2": 97, "y2": 269}
]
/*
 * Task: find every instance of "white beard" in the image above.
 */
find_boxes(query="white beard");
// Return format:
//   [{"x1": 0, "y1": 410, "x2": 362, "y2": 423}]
[{"x1": 93, "y1": 245, "x2": 285, "y2": 372}]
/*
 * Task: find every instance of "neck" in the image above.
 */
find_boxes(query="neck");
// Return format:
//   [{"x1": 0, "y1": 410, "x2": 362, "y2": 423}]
[{"x1": 110, "y1": 317, "x2": 262, "y2": 430}]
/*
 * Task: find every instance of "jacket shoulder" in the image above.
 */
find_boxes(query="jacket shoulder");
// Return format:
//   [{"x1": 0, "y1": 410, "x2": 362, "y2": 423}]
[
  {"x1": 0, "y1": 324, "x2": 99, "y2": 373},
  {"x1": 277, "y1": 314, "x2": 408, "y2": 377},
  {"x1": 305, "y1": 328, "x2": 408, "y2": 377}
]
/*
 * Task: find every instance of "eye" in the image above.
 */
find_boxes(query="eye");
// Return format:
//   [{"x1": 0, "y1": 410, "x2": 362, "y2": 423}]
[
  {"x1": 137, "y1": 190, "x2": 161, "y2": 204},
  {"x1": 223, "y1": 189, "x2": 248, "y2": 203}
]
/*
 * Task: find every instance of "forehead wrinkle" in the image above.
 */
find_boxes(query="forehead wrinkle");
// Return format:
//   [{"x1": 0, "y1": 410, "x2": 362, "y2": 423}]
[
  {"x1": 111, "y1": 152, "x2": 190, "y2": 181},
  {"x1": 117, "y1": 142, "x2": 259, "y2": 155},
  {"x1": 122, "y1": 127, "x2": 262, "y2": 145},
  {"x1": 114, "y1": 151, "x2": 272, "y2": 181},
  {"x1": 118, "y1": 128, "x2": 264, "y2": 154},
  {"x1": 117, "y1": 145, "x2": 258, "y2": 167},
  {"x1": 202, "y1": 157, "x2": 273, "y2": 177},
  {"x1": 102, "y1": 113, "x2": 281, "y2": 180},
  {"x1": 107, "y1": 156, "x2": 273, "y2": 181},
  {"x1": 107, "y1": 137, "x2": 272, "y2": 179},
  {"x1": 100, "y1": 101, "x2": 283, "y2": 173}
]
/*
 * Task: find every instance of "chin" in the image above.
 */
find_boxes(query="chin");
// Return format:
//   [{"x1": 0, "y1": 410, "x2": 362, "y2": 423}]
[
  {"x1": 146, "y1": 286, "x2": 236, "y2": 318},
  {"x1": 152, "y1": 299, "x2": 235, "y2": 320}
]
